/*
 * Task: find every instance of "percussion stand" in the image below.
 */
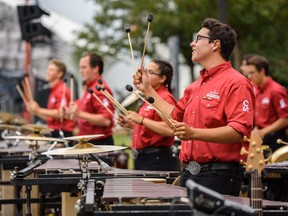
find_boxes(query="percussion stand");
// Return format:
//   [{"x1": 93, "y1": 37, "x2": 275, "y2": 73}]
[{"x1": 75, "y1": 154, "x2": 105, "y2": 214}]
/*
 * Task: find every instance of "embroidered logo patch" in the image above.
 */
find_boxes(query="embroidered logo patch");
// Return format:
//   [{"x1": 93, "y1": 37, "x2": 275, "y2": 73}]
[
  {"x1": 261, "y1": 97, "x2": 269, "y2": 105},
  {"x1": 50, "y1": 97, "x2": 56, "y2": 103},
  {"x1": 280, "y1": 99, "x2": 286, "y2": 109},
  {"x1": 60, "y1": 98, "x2": 67, "y2": 106},
  {"x1": 242, "y1": 100, "x2": 250, "y2": 112},
  {"x1": 206, "y1": 90, "x2": 220, "y2": 100},
  {"x1": 103, "y1": 98, "x2": 109, "y2": 107}
]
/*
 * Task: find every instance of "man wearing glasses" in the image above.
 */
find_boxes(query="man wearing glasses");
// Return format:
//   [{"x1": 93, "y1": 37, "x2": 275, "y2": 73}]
[{"x1": 133, "y1": 18, "x2": 255, "y2": 196}]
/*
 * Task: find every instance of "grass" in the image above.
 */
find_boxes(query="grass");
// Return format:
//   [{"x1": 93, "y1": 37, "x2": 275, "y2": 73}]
[{"x1": 113, "y1": 128, "x2": 134, "y2": 169}]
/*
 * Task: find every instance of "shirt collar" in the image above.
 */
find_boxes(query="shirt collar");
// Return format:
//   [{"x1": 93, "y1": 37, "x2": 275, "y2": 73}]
[
  {"x1": 200, "y1": 61, "x2": 232, "y2": 81},
  {"x1": 85, "y1": 75, "x2": 101, "y2": 89},
  {"x1": 50, "y1": 80, "x2": 62, "y2": 91},
  {"x1": 258, "y1": 76, "x2": 272, "y2": 92}
]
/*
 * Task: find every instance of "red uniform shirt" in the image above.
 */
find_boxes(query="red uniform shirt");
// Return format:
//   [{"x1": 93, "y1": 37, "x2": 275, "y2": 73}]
[
  {"x1": 47, "y1": 80, "x2": 75, "y2": 132},
  {"x1": 77, "y1": 76, "x2": 115, "y2": 139},
  {"x1": 255, "y1": 77, "x2": 288, "y2": 128},
  {"x1": 132, "y1": 86, "x2": 177, "y2": 150},
  {"x1": 172, "y1": 62, "x2": 255, "y2": 163}
]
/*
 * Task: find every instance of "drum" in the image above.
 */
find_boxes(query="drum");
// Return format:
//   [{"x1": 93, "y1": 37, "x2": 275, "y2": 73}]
[{"x1": 271, "y1": 146, "x2": 288, "y2": 163}]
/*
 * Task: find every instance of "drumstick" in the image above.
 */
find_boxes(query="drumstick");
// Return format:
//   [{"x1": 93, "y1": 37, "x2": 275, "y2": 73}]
[
  {"x1": 60, "y1": 78, "x2": 67, "y2": 123},
  {"x1": 95, "y1": 85, "x2": 128, "y2": 115},
  {"x1": 277, "y1": 139, "x2": 288, "y2": 145},
  {"x1": 140, "y1": 13, "x2": 154, "y2": 67},
  {"x1": 87, "y1": 88, "x2": 115, "y2": 117},
  {"x1": 126, "y1": 84, "x2": 162, "y2": 113},
  {"x1": 16, "y1": 84, "x2": 28, "y2": 104},
  {"x1": 24, "y1": 75, "x2": 33, "y2": 101},
  {"x1": 97, "y1": 79, "x2": 128, "y2": 115},
  {"x1": 147, "y1": 96, "x2": 176, "y2": 130},
  {"x1": 124, "y1": 25, "x2": 137, "y2": 73},
  {"x1": 125, "y1": 84, "x2": 150, "y2": 104},
  {"x1": 126, "y1": 84, "x2": 175, "y2": 129},
  {"x1": 69, "y1": 75, "x2": 74, "y2": 120},
  {"x1": 70, "y1": 75, "x2": 74, "y2": 102},
  {"x1": 21, "y1": 79, "x2": 30, "y2": 101}
]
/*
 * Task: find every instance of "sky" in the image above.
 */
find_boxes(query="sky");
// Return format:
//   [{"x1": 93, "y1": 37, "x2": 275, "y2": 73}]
[{"x1": 39, "y1": 0, "x2": 97, "y2": 25}]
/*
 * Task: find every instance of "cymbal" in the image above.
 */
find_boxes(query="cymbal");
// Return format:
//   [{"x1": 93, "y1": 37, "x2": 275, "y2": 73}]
[
  {"x1": 42, "y1": 144, "x2": 127, "y2": 155},
  {"x1": 0, "y1": 112, "x2": 15, "y2": 118},
  {"x1": 0, "y1": 124, "x2": 20, "y2": 131},
  {"x1": 63, "y1": 134, "x2": 104, "y2": 141},
  {"x1": 11, "y1": 117, "x2": 29, "y2": 126},
  {"x1": 0, "y1": 112, "x2": 29, "y2": 125},
  {"x1": 21, "y1": 124, "x2": 50, "y2": 131},
  {"x1": 21, "y1": 124, "x2": 53, "y2": 135},
  {"x1": 4, "y1": 135, "x2": 66, "y2": 143}
]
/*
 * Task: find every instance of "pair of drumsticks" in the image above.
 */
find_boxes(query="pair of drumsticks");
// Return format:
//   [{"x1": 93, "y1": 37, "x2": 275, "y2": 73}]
[
  {"x1": 124, "y1": 13, "x2": 176, "y2": 130},
  {"x1": 86, "y1": 13, "x2": 154, "y2": 118},
  {"x1": 16, "y1": 75, "x2": 33, "y2": 105}
]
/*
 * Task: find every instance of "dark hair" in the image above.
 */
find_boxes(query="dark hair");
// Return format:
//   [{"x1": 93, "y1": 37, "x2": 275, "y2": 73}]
[
  {"x1": 202, "y1": 18, "x2": 237, "y2": 61},
  {"x1": 50, "y1": 58, "x2": 66, "y2": 79},
  {"x1": 83, "y1": 53, "x2": 104, "y2": 74},
  {"x1": 242, "y1": 53, "x2": 258, "y2": 63},
  {"x1": 151, "y1": 59, "x2": 174, "y2": 93},
  {"x1": 246, "y1": 55, "x2": 269, "y2": 76}
]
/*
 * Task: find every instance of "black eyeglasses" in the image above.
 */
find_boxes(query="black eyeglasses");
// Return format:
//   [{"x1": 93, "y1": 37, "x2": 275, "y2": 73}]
[
  {"x1": 147, "y1": 70, "x2": 161, "y2": 76},
  {"x1": 195, "y1": 34, "x2": 214, "y2": 43}
]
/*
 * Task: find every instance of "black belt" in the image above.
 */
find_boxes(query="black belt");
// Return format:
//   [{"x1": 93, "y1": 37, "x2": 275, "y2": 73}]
[
  {"x1": 183, "y1": 161, "x2": 241, "y2": 175},
  {"x1": 131, "y1": 146, "x2": 171, "y2": 158},
  {"x1": 138, "y1": 146, "x2": 171, "y2": 155}
]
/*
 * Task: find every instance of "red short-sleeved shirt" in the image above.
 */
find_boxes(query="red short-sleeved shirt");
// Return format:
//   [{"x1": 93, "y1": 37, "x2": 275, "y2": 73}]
[
  {"x1": 255, "y1": 77, "x2": 288, "y2": 128},
  {"x1": 77, "y1": 76, "x2": 115, "y2": 139},
  {"x1": 132, "y1": 86, "x2": 177, "y2": 150},
  {"x1": 47, "y1": 80, "x2": 75, "y2": 131},
  {"x1": 172, "y1": 61, "x2": 255, "y2": 163}
]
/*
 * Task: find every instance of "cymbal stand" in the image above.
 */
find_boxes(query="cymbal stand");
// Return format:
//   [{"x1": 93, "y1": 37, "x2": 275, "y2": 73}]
[
  {"x1": 78, "y1": 154, "x2": 91, "y2": 180},
  {"x1": 76, "y1": 179, "x2": 105, "y2": 214},
  {"x1": 2, "y1": 129, "x2": 21, "y2": 147},
  {"x1": 28, "y1": 141, "x2": 40, "y2": 164}
]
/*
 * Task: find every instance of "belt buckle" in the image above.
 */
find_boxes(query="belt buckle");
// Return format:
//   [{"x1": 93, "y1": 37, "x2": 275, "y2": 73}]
[
  {"x1": 186, "y1": 161, "x2": 201, "y2": 175},
  {"x1": 131, "y1": 148, "x2": 139, "y2": 159}
]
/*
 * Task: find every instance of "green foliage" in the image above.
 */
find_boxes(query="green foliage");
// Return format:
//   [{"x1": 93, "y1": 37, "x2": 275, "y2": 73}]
[{"x1": 75, "y1": 0, "x2": 288, "y2": 87}]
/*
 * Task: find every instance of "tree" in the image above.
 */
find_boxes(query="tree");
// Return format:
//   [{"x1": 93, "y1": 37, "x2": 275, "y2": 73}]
[{"x1": 75, "y1": 0, "x2": 288, "y2": 87}]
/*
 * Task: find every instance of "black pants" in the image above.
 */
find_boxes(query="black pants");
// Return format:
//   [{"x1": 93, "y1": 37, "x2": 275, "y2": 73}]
[
  {"x1": 134, "y1": 148, "x2": 177, "y2": 171},
  {"x1": 181, "y1": 166, "x2": 242, "y2": 196},
  {"x1": 88, "y1": 136, "x2": 114, "y2": 146}
]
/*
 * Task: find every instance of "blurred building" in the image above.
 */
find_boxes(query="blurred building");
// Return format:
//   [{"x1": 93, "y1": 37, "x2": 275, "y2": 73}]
[{"x1": 0, "y1": 0, "x2": 83, "y2": 114}]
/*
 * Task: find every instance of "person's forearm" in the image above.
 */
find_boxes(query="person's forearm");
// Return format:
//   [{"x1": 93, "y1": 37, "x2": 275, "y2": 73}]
[
  {"x1": 141, "y1": 118, "x2": 174, "y2": 137},
  {"x1": 261, "y1": 118, "x2": 288, "y2": 137},
  {"x1": 36, "y1": 108, "x2": 60, "y2": 120},
  {"x1": 191, "y1": 126, "x2": 243, "y2": 143}
]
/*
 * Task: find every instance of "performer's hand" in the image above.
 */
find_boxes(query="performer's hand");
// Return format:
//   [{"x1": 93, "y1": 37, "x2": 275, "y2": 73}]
[
  {"x1": 117, "y1": 113, "x2": 134, "y2": 129},
  {"x1": 172, "y1": 119, "x2": 194, "y2": 140},
  {"x1": 68, "y1": 101, "x2": 79, "y2": 120},
  {"x1": 133, "y1": 66, "x2": 150, "y2": 92},
  {"x1": 127, "y1": 111, "x2": 142, "y2": 125},
  {"x1": 26, "y1": 100, "x2": 40, "y2": 114},
  {"x1": 252, "y1": 127, "x2": 265, "y2": 139}
]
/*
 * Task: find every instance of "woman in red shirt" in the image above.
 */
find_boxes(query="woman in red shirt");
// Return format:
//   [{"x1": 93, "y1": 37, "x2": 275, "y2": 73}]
[{"x1": 118, "y1": 59, "x2": 177, "y2": 171}]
